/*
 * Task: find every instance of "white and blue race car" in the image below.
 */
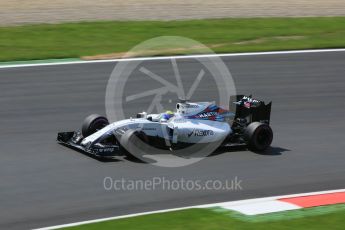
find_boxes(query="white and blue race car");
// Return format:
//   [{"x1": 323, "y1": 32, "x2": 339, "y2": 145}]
[{"x1": 57, "y1": 95, "x2": 273, "y2": 158}]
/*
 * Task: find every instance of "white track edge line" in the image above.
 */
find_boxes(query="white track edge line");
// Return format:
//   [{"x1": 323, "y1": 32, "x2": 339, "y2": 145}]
[
  {"x1": 34, "y1": 188, "x2": 345, "y2": 230},
  {"x1": 2, "y1": 48, "x2": 345, "y2": 69}
]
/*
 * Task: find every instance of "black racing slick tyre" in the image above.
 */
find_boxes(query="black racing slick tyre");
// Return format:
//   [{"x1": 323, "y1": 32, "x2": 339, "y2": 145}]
[
  {"x1": 244, "y1": 122, "x2": 273, "y2": 152},
  {"x1": 119, "y1": 130, "x2": 150, "y2": 160},
  {"x1": 120, "y1": 130, "x2": 149, "y2": 150},
  {"x1": 81, "y1": 114, "x2": 109, "y2": 137}
]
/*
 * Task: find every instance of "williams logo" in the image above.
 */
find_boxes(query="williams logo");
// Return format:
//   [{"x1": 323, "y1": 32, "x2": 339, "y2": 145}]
[{"x1": 188, "y1": 129, "x2": 214, "y2": 137}]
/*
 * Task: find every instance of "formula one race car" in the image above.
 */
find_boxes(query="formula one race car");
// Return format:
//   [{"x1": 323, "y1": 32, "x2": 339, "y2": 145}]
[{"x1": 57, "y1": 95, "x2": 273, "y2": 158}]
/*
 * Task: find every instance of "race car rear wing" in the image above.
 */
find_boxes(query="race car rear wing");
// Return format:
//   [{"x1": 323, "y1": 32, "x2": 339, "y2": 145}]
[{"x1": 230, "y1": 95, "x2": 272, "y2": 124}]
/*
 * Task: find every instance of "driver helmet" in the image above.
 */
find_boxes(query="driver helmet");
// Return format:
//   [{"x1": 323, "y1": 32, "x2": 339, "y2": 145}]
[{"x1": 161, "y1": 110, "x2": 174, "y2": 121}]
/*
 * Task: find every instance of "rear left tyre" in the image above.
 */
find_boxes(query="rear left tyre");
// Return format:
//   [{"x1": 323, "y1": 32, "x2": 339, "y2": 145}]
[{"x1": 244, "y1": 122, "x2": 273, "y2": 152}]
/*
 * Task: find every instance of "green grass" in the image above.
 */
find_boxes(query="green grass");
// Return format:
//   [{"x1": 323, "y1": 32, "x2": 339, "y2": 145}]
[
  {"x1": 1, "y1": 17, "x2": 345, "y2": 61},
  {"x1": 63, "y1": 205, "x2": 345, "y2": 230}
]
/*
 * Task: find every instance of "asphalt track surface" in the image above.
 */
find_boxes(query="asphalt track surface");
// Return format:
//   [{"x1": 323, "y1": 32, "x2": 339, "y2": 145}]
[{"x1": 1, "y1": 51, "x2": 345, "y2": 229}]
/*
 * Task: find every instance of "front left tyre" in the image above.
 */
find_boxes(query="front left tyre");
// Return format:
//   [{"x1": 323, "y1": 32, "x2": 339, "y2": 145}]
[{"x1": 82, "y1": 114, "x2": 109, "y2": 137}]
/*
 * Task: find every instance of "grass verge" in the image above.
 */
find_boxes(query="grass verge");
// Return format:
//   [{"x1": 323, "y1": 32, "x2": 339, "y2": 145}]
[
  {"x1": 63, "y1": 205, "x2": 345, "y2": 230},
  {"x1": 1, "y1": 17, "x2": 345, "y2": 62}
]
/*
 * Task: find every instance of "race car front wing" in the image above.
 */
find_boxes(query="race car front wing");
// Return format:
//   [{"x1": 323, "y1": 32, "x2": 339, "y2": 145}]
[{"x1": 57, "y1": 131, "x2": 122, "y2": 157}]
